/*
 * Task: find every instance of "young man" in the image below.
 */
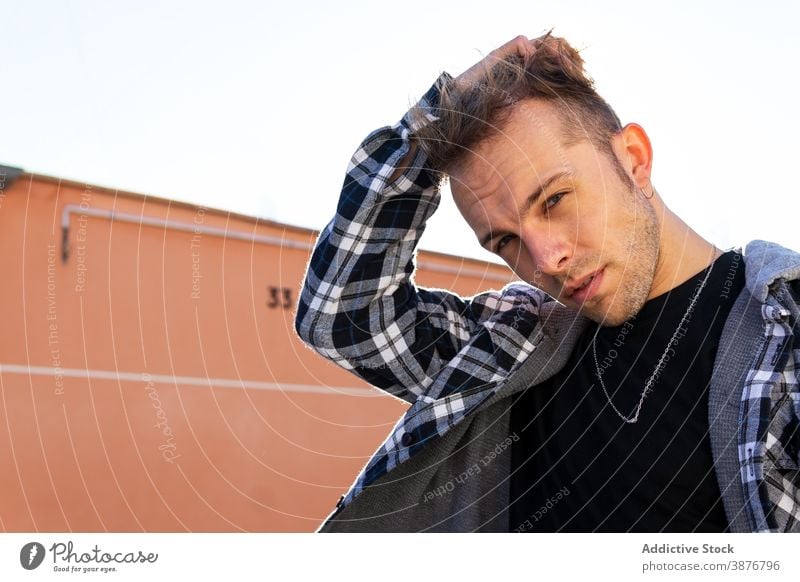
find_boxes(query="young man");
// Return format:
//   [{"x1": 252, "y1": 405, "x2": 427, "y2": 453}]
[{"x1": 294, "y1": 33, "x2": 800, "y2": 532}]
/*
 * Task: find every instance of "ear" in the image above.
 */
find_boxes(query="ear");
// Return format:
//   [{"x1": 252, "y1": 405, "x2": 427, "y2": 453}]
[{"x1": 612, "y1": 123, "x2": 653, "y2": 190}]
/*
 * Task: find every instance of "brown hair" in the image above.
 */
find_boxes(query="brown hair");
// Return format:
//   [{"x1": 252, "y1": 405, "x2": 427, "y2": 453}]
[{"x1": 409, "y1": 30, "x2": 633, "y2": 189}]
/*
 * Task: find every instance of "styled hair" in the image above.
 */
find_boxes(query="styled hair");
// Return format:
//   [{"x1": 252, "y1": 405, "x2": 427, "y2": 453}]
[{"x1": 409, "y1": 30, "x2": 633, "y2": 189}]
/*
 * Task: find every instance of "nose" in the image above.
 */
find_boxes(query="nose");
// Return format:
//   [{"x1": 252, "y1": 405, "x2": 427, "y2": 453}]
[{"x1": 521, "y1": 228, "x2": 572, "y2": 280}]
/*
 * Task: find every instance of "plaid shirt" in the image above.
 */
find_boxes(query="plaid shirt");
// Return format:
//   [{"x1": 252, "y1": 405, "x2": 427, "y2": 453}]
[
  {"x1": 740, "y1": 279, "x2": 800, "y2": 531},
  {"x1": 294, "y1": 72, "x2": 800, "y2": 532}
]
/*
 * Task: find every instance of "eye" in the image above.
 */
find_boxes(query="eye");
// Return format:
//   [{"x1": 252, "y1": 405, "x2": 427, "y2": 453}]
[
  {"x1": 495, "y1": 234, "x2": 515, "y2": 253},
  {"x1": 544, "y1": 191, "x2": 567, "y2": 212}
]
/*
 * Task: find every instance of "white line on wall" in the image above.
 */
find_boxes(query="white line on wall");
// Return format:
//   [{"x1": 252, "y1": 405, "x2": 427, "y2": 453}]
[{"x1": 0, "y1": 363, "x2": 381, "y2": 397}]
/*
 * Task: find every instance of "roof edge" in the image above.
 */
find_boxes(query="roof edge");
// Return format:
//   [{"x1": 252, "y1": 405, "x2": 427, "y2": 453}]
[
  {"x1": 14, "y1": 168, "x2": 509, "y2": 272},
  {"x1": 0, "y1": 164, "x2": 24, "y2": 190}
]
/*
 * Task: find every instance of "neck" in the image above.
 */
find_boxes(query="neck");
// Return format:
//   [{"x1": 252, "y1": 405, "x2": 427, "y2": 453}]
[{"x1": 647, "y1": 201, "x2": 722, "y2": 301}]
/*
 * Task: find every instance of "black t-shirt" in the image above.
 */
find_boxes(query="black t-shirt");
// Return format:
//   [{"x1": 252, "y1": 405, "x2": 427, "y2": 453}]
[{"x1": 508, "y1": 249, "x2": 746, "y2": 532}]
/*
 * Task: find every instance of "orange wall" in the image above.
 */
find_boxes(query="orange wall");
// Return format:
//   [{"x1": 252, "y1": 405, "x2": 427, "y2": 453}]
[{"x1": 0, "y1": 173, "x2": 515, "y2": 532}]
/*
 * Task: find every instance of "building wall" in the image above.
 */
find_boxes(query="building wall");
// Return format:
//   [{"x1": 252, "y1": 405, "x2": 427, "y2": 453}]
[{"x1": 0, "y1": 172, "x2": 516, "y2": 531}]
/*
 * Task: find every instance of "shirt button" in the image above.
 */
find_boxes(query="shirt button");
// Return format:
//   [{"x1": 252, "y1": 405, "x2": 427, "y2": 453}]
[{"x1": 401, "y1": 432, "x2": 414, "y2": 446}]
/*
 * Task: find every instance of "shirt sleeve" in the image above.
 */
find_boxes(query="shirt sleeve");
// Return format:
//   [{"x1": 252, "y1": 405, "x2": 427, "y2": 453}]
[{"x1": 294, "y1": 71, "x2": 512, "y2": 404}]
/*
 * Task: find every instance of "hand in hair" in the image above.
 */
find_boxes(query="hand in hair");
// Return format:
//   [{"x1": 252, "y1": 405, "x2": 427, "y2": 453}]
[{"x1": 453, "y1": 34, "x2": 542, "y2": 94}]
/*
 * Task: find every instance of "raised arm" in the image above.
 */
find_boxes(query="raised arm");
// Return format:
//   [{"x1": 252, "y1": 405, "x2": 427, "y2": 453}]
[
  {"x1": 294, "y1": 37, "x2": 547, "y2": 405},
  {"x1": 294, "y1": 72, "x2": 485, "y2": 404}
]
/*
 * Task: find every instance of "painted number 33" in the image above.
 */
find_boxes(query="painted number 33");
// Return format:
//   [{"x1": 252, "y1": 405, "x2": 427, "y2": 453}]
[{"x1": 267, "y1": 286, "x2": 292, "y2": 309}]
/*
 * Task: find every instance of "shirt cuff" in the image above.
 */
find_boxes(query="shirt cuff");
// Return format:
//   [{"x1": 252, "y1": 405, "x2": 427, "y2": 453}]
[{"x1": 401, "y1": 70, "x2": 454, "y2": 134}]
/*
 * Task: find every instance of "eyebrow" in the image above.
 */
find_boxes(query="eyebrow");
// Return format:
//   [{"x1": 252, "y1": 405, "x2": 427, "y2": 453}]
[{"x1": 479, "y1": 169, "x2": 575, "y2": 249}]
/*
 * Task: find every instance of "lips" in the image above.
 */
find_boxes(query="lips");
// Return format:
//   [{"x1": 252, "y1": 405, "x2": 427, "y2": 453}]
[{"x1": 564, "y1": 268, "x2": 604, "y2": 303}]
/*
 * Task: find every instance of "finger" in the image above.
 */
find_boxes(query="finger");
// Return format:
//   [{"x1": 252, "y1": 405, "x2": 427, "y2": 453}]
[
  {"x1": 493, "y1": 35, "x2": 534, "y2": 65},
  {"x1": 492, "y1": 35, "x2": 527, "y2": 60}
]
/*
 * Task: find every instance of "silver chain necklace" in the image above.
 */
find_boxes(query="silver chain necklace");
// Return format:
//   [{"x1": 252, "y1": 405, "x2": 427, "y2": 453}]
[{"x1": 591, "y1": 259, "x2": 717, "y2": 424}]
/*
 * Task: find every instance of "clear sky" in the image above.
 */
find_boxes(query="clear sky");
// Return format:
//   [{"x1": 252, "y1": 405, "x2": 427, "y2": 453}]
[{"x1": 3, "y1": 0, "x2": 798, "y2": 264}]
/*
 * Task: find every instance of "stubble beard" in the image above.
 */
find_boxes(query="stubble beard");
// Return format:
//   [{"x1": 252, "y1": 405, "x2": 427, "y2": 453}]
[{"x1": 592, "y1": 188, "x2": 661, "y2": 327}]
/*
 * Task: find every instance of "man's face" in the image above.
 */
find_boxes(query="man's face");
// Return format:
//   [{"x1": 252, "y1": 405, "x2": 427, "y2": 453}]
[{"x1": 448, "y1": 98, "x2": 660, "y2": 327}]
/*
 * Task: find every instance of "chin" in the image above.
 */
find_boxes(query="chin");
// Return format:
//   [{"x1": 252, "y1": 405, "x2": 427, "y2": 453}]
[
  {"x1": 592, "y1": 310, "x2": 632, "y2": 327},
  {"x1": 581, "y1": 297, "x2": 644, "y2": 328}
]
